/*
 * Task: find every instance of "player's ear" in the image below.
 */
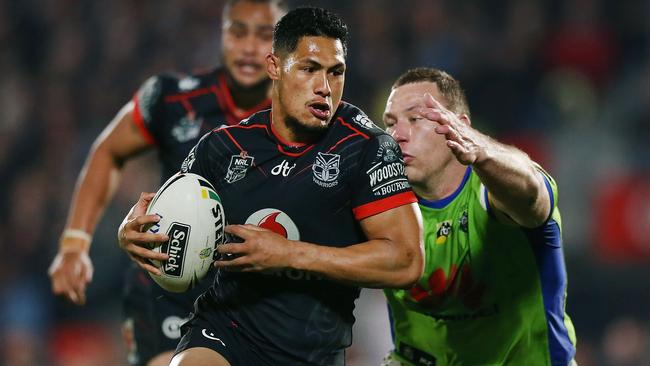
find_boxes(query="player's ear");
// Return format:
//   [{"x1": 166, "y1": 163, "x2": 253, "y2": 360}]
[
  {"x1": 459, "y1": 114, "x2": 471, "y2": 127},
  {"x1": 266, "y1": 53, "x2": 280, "y2": 80}
]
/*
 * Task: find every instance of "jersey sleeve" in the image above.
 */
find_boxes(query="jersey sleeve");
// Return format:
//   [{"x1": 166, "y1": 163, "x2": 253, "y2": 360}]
[
  {"x1": 536, "y1": 164, "x2": 558, "y2": 221},
  {"x1": 350, "y1": 134, "x2": 416, "y2": 220},
  {"x1": 131, "y1": 75, "x2": 165, "y2": 145},
  {"x1": 180, "y1": 131, "x2": 214, "y2": 179}
]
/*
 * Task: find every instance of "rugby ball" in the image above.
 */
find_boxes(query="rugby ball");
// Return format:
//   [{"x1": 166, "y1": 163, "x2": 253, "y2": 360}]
[{"x1": 144, "y1": 172, "x2": 226, "y2": 292}]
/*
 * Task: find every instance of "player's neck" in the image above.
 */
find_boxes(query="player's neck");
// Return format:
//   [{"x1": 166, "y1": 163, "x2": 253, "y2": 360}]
[
  {"x1": 414, "y1": 161, "x2": 468, "y2": 201},
  {"x1": 270, "y1": 107, "x2": 323, "y2": 145},
  {"x1": 224, "y1": 72, "x2": 271, "y2": 110}
]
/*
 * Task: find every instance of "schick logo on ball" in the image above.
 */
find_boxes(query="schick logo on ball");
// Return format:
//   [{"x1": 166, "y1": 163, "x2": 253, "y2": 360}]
[{"x1": 162, "y1": 223, "x2": 190, "y2": 277}]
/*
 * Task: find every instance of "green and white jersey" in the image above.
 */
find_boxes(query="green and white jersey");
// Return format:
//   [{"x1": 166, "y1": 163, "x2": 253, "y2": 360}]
[{"x1": 385, "y1": 167, "x2": 576, "y2": 366}]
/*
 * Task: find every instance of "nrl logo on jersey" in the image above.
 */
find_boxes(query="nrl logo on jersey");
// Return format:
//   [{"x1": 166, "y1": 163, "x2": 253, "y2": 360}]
[
  {"x1": 312, "y1": 152, "x2": 340, "y2": 188},
  {"x1": 225, "y1": 151, "x2": 254, "y2": 183}
]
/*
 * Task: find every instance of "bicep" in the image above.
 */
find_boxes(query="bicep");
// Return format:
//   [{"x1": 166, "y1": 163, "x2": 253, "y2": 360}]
[
  {"x1": 359, "y1": 202, "x2": 423, "y2": 251},
  {"x1": 488, "y1": 170, "x2": 552, "y2": 227},
  {"x1": 94, "y1": 101, "x2": 152, "y2": 164}
]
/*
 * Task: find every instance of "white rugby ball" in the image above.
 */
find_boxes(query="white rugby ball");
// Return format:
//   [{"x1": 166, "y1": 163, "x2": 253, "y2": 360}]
[{"x1": 144, "y1": 172, "x2": 226, "y2": 292}]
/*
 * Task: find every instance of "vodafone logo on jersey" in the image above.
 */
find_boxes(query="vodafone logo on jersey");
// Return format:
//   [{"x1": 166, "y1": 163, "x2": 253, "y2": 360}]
[{"x1": 245, "y1": 208, "x2": 300, "y2": 240}]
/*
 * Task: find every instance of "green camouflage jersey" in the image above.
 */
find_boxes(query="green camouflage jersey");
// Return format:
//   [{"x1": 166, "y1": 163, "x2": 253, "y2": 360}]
[{"x1": 385, "y1": 167, "x2": 576, "y2": 366}]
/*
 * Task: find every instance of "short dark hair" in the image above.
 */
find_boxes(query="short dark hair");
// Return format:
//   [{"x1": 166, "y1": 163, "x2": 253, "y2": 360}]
[
  {"x1": 273, "y1": 7, "x2": 349, "y2": 57},
  {"x1": 223, "y1": 0, "x2": 289, "y2": 21},
  {"x1": 393, "y1": 67, "x2": 470, "y2": 117}
]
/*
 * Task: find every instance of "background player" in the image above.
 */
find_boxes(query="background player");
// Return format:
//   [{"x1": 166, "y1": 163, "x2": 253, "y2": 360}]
[
  {"x1": 48, "y1": 1, "x2": 287, "y2": 365},
  {"x1": 118, "y1": 7, "x2": 424, "y2": 366},
  {"x1": 382, "y1": 67, "x2": 576, "y2": 365}
]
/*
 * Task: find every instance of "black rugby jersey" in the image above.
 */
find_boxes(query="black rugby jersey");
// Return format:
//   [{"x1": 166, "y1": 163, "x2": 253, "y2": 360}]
[
  {"x1": 132, "y1": 67, "x2": 271, "y2": 182},
  {"x1": 181, "y1": 102, "x2": 416, "y2": 365}
]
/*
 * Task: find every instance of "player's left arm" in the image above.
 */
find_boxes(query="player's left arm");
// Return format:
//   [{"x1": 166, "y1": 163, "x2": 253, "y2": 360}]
[
  {"x1": 418, "y1": 93, "x2": 551, "y2": 228},
  {"x1": 298, "y1": 202, "x2": 424, "y2": 288},
  {"x1": 219, "y1": 203, "x2": 424, "y2": 289}
]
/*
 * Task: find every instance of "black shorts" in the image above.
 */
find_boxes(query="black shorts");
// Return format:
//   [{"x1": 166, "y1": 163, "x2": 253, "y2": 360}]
[
  {"x1": 174, "y1": 295, "x2": 269, "y2": 366},
  {"x1": 122, "y1": 266, "x2": 215, "y2": 366}
]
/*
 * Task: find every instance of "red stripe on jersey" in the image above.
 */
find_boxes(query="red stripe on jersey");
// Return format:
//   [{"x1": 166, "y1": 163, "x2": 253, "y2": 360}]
[
  {"x1": 270, "y1": 116, "x2": 309, "y2": 147},
  {"x1": 163, "y1": 87, "x2": 214, "y2": 101},
  {"x1": 294, "y1": 164, "x2": 313, "y2": 176},
  {"x1": 337, "y1": 117, "x2": 370, "y2": 139},
  {"x1": 225, "y1": 124, "x2": 269, "y2": 132},
  {"x1": 325, "y1": 117, "x2": 372, "y2": 153},
  {"x1": 268, "y1": 113, "x2": 317, "y2": 157},
  {"x1": 218, "y1": 73, "x2": 271, "y2": 122},
  {"x1": 352, "y1": 191, "x2": 417, "y2": 220},
  {"x1": 222, "y1": 129, "x2": 245, "y2": 152},
  {"x1": 277, "y1": 144, "x2": 316, "y2": 156},
  {"x1": 327, "y1": 133, "x2": 359, "y2": 153},
  {"x1": 179, "y1": 99, "x2": 195, "y2": 119},
  {"x1": 217, "y1": 125, "x2": 269, "y2": 177},
  {"x1": 131, "y1": 95, "x2": 157, "y2": 145},
  {"x1": 210, "y1": 83, "x2": 241, "y2": 126},
  {"x1": 210, "y1": 85, "x2": 234, "y2": 124}
]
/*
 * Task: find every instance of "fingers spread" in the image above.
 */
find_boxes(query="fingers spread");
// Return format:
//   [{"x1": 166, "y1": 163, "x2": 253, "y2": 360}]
[
  {"x1": 143, "y1": 191, "x2": 156, "y2": 198},
  {"x1": 225, "y1": 224, "x2": 257, "y2": 239},
  {"x1": 423, "y1": 93, "x2": 444, "y2": 109},
  {"x1": 52, "y1": 276, "x2": 66, "y2": 295},
  {"x1": 241, "y1": 224, "x2": 267, "y2": 232},
  {"x1": 135, "y1": 257, "x2": 162, "y2": 276},
  {"x1": 67, "y1": 289, "x2": 80, "y2": 305},
  {"x1": 217, "y1": 243, "x2": 246, "y2": 255},
  {"x1": 84, "y1": 263, "x2": 94, "y2": 283},
  {"x1": 126, "y1": 243, "x2": 169, "y2": 261},
  {"x1": 447, "y1": 140, "x2": 465, "y2": 154},
  {"x1": 214, "y1": 257, "x2": 251, "y2": 271},
  {"x1": 125, "y1": 231, "x2": 169, "y2": 247},
  {"x1": 131, "y1": 214, "x2": 162, "y2": 228},
  {"x1": 71, "y1": 284, "x2": 86, "y2": 305},
  {"x1": 139, "y1": 192, "x2": 156, "y2": 203}
]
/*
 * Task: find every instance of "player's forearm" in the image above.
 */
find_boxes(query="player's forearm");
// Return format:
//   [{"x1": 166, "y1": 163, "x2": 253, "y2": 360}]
[
  {"x1": 63, "y1": 103, "x2": 148, "y2": 245},
  {"x1": 63, "y1": 143, "x2": 123, "y2": 241},
  {"x1": 472, "y1": 138, "x2": 549, "y2": 227},
  {"x1": 289, "y1": 238, "x2": 423, "y2": 289}
]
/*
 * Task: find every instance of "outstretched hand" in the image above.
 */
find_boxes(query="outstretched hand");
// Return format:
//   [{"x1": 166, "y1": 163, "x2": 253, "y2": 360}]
[
  {"x1": 418, "y1": 93, "x2": 487, "y2": 165},
  {"x1": 214, "y1": 224, "x2": 294, "y2": 272},
  {"x1": 117, "y1": 192, "x2": 169, "y2": 275}
]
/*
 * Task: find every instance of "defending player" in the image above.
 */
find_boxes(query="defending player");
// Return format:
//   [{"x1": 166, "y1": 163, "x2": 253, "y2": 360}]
[
  {"x1": 48, "y1": 1, "x2": 287, "y2": 365},
  {"x1": 381, "y1": 67, "x2": 577, "y2": 365},
  {"x1": 118, "y1": 7, "x2": 424, "y2": 366}
]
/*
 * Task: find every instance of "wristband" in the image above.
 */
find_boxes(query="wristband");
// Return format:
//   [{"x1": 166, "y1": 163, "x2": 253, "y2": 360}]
[{"x1": 60, "y1": 229, "x2": 92, "y2": 253}]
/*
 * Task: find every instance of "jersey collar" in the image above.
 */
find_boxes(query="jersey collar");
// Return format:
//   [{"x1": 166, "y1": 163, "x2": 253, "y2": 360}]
[
  {"x1": 216, "y1": 70, "x2": 272, "y2": 125},
  {"x1": 418, "y1": 166, "x2": 472, "y2": 209},
  {"x1": 266, "y1": 112, "x2": 317, "y2": 157}
]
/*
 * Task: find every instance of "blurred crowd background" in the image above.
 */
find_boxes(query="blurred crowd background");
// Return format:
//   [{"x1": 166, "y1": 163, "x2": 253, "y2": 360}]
[{"x1": 1, "y1": 0, "x2": 649, "y2": 365}]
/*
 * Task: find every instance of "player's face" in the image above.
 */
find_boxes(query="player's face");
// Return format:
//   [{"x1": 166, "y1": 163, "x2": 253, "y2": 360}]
[
  {"x1": 274, "y1": 36, "x2": 346, "y2": 132},
  {"x1": 384, "y1": 82, "x2": 455, "y2": 187},
  {"x1": 222, "y1": 1, "x2": 280, "y2": 87}
]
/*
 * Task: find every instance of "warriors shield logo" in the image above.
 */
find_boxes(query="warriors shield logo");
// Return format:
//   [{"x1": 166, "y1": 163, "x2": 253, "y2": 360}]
[{"x1": 312, "y1": 152, "x2": 340, "y2": 188}]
